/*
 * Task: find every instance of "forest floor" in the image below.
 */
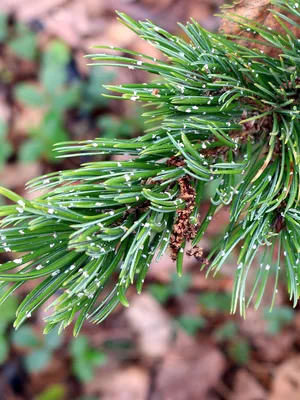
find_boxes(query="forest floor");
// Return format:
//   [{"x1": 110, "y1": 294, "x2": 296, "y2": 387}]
[{"x1": 0, "y1": 0, "x2": 299, "y2": 399}]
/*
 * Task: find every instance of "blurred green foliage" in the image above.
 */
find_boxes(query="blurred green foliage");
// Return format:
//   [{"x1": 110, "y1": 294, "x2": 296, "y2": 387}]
[
  {"x1": 0, "y1": 14, "x2": 37, "y2": 60},
  {"x1": 0, "y1": 290, "x2": 18, "y2": 363},
  {"x1": 228, "y1": 338, "x2": 250, "y2": 366},
  {"x1": 198, "y1": 291, "x2": 232, "y2": 313},
  {"x1": 0, "y1": 120, "x2": 13, "y2": 167},
  {"x1": 176, "y1": 315, "x2": 206, "y2": 336},
  {"x1": 149, "y1": 273, "x2": 192, "y2": 304},
  {"x1": 9, "y1": 23, "x2": 37, "y2": 60},
  {"x1": 14, "y1": 39, "x2": 78, "y2": 163},
  {"x1": 0, "y1": 291, "x2": 107, "y2": 382},
  {"x1": 81, "y1": 67, "x2": 115, "y2": 112},
  {"x1": 36, "y1": 384, "x2": 66, "y2": 400},
  {"x1": 12, "y1": 325, "x2": 63, "y2": 372},
  {"x1": 0, "y1": 14, "x2": 7, "y2": 41},
  {"x1": 263, "y1": 306, "x2": 295, "y2": 335},
  {"x1": 150, "y1": 285, "x2": 295, "y2": 364},
  {"x1": 70, "y1": 335, "x2": 106, "y2": 382},
  {"x1": 0, "y1": 13, "x2": 143, "y2": 165},
  {"x1": 97, "y1": 109, "x2": 144, "y2": 139},
  {"x1": 214, "y1": 320, "x2": 237, "y2": 342},
  {"x1": 0, "y1": 9, "x2": 298, "y2": 397},
  {"x1": 10, "y1": 323, "x2": 107, "y2": 380},
  {"x1": 214, "y1": 320, "x2": 250, "y2": 365}
]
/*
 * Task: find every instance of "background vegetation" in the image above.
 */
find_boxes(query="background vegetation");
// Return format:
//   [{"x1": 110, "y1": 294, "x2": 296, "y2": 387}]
[{"x1": 0, "y1": 0, "x2": 299, "y2": 399}]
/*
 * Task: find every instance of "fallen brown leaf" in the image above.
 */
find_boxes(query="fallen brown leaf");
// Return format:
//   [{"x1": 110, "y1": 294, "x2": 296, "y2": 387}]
[
  {"x1": 85, "y1": 366, "x2": 150, "y2": 400},
  {"x1": 254, "y1": 331, "x2": 295, "y2": 363},
  {"x1": 13, "y1": 106, "x2": 44, "y2": 139},
  {"x1": 230, "y1": 369, "x2": 267, "y2": 400},
  {"x1": 16, "y1": 0, "x2": 67, "y2": 21},
  {"x1": 125, "y1": 293, "x2": 172, "y2": 361},
  {"x1": 0, "y1": 163, "x2": 40, "y2": 190},
  {"x1": 240, "y1": 309, "x2": 295, "y2": 363},
  {"x1": 155, "y1": 332, "x2": 226, "y2": 400},
  {"x1": 270, "y1": 356, "x2": 300, "y2": 400}
]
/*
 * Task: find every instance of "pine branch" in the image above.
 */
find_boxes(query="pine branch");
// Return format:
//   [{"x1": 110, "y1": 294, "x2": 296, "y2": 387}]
[{"x1": 1, "y1": 0, "x2": 300, "y2": 334}]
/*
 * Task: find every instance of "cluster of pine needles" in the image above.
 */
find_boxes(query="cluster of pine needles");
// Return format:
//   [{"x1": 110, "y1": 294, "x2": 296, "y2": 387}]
[{"x1": 0, "y1": 0, "x2": 300, "y2": 334}]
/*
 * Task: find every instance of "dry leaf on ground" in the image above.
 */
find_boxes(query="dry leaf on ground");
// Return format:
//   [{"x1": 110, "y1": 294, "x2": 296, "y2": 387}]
[
  {"x1": 85, "y1": 366, "x2": 150, "y2": 400},
  {"x1": 270, "y1": 356, "x2": 300, "y2": 400},
  {"x1": 240, "y1": 309, "x2": 295, "y2": 363},
  {"x1": 0, "y1": 163, "x2": 40, "y2": 190},
  {"x1": 155, "y1": 332, "x2": 226, "y2": 400},
  {"x1": 125, "y1": 293, "x2": 173, "y2": 361}
]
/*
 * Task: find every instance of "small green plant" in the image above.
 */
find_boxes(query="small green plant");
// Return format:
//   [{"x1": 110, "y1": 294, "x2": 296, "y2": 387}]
[
  {"x1": 15, "y1": 40, "x2": 78, "y2": 163},
  {"x1": 228, "y1": 338, "x2": 251, "y2": 365},
  {"x1": 36, "y1": 384, "x2": 66, "y2": 400},
  {"x1": 12, "y1": 325, "x2": 63, "y2": 372},
  {"x1": 150, "y1": 274, "x2": 205, "y2": 336},
  {"x1": 0, "y1": 0, "x2": 300, "y2": 334},
  {"x1": 81, "y1": 67, "x2": 116, "y2": 112},
  {"x1": 263, "y1": 306, "x2": 295, "y2": 334},
  {"x1": 0, "y1": 289, "x2": 18, "y2": 363},
  {"x1": 176, "y1": 314, "x2": 206, "y2": 336},
  {"x1": 97, "y1": 109, "x2": 144, "y2": 139},
  {"x1": 199, "y1": 291, "x2": 232, "y2": 314},
  {"x1": 6, "y1": 20, "x2": 37, "y2": 61},
  {"x1": 214, "y1": 321, "x2": 250, "y2": 365},
  {"x1": 0, "y1": 119, "x2": 12, "y2": 168},
  {"x1": 149, "y1": 273, "x2": 192, "y2": 304},
  {"x1": 13, "y1": 36, "x2": 117, "y2": 163},
  {"x1": 0, "y1": 14, "x2": 37, "y2": 61},
  {"x1": 69, "y1": 335, "x2": 106, "y2": 382}
]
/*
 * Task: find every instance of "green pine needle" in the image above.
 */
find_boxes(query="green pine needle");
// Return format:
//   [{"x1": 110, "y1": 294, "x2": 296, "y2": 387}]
[{"x1": 1, "y1": 0, "x2": 300, "y2": 334}]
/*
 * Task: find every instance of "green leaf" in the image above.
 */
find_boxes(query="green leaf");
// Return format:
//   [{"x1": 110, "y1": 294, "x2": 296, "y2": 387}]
[
  {"x1": 214, "y1": 321, "x2": 238, "y2": 342},
  {"x1": 0, "y1": 140, "x2": 12, "y2": 167},
  {"x1": 177, "y1": 315, "x2": 206, "y2": 336},
  {"x1": 70, "y1": 336, "x2": 89, "y2": 357},
  {"x1": 263, "y1": 306, "x2": 295, "y2": 335},
  {"x1": 19, "y1": 139, "x2": 44, "y2": 163},
  {"x1": 0, "y1": 289, "x2": 18, "y2": 329},
  {"x1": 25, "y1": 349, "x2": 51, "y2": 372},
  {"x1": 70, "y1": 336, "x2": 106, "y2": 382},
  {"x1": 0, "y1": 335, "x2": 9, "y2": 363},
  {"x1": 228, "y1": 339, "x2": 250, "y2": 366},
  {"x1": 9, "y1": 25, "x2": 37, "y2": 60},
  {"x1": 40, "y1": 65, "x2": 67, "y2": 95},
  {"x1": 53, "y1": 84, "x2": 80, "y2": 111},
  {"x1": 0, "y1": 14, "x2": 8, "y2": 42},
  {"x1": 170, "y1": 273, "x2": 192, "y2": 297},
  {"x1": 97, "y1": 116, "x2": 136, "y2": 139},
  {"x1": 43, "y1": 40, "x2": 70, "y2": 66},
  {"x1": 0, "y1": 120, "x2": 12, "y2": 166},
  {"x1": 19, "y1": 110, "x2": 68, "y2": 163},
  {"x1": 81, "y1": 68, "x2": 115, "y2": 111},
  {"x1": 149, "y1": 284, "x2": 171, "y2": 304},
  {"x1": 15, "y1": 83, "x2": 45, "y2": 107},
  {"x1": 86, "y1": 349, "x2": 106, "y2": 366},
  {"x1": 44, "y1": 326, "x2": 63, "y2": 350},
  {"x1": 72, "y1": 358, "x2": 94, "y2": 382},
  {"x1": 198, "y1": 292, "x2": 232, "y2": 313},
  {"x1": 39, "y1": 112, "x2": 69, "y2": 154},
  {"x1": 36, "y1": 384, "x2": 65, "y2": 400},
  {"x1": 40, "y1": 40, "x2": 70, "y2": 94},
  {"x1": 12, "y1": 325, "x2": 40, "y2": 348}
]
